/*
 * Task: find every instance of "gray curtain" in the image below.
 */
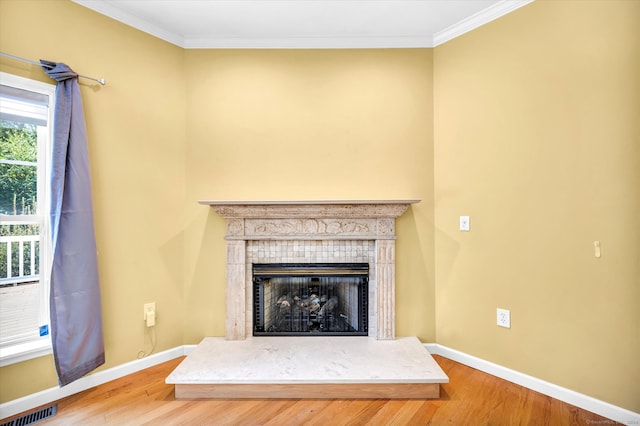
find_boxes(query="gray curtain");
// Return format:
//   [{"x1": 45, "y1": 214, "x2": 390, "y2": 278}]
[{"x1": 41, "y1": 60, "x2": 105, "y2": 386}]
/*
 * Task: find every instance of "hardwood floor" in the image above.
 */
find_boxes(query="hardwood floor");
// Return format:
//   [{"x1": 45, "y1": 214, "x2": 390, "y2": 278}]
[{"x1": 4, "y1": 355, "x2": 618, "y2": 425}]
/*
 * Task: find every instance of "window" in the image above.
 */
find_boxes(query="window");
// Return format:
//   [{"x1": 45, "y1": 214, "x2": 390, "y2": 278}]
[{"x1": 0, "y1": 72, "x2": 54, "y2": 366}]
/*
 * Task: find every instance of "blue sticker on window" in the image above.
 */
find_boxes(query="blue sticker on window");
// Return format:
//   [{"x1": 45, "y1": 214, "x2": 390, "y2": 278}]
[{"x1": 39, "y1": 325, "x2": 49, "y2": 336}]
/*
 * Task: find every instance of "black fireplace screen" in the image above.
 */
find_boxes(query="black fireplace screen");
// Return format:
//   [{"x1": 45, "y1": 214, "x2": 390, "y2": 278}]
[{"x1": 253, "y1": 263, "x2": 368, "y2": 336}]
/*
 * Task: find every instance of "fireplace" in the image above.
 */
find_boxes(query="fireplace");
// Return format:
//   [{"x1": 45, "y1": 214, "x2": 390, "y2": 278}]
[
  {"x1": 253, "y1": 263, "x2": 369, "y2": 336},
  {"x1": 200, "y1": 200, "x2": 419, "y2": 340},
  {"x1": 168, "y1": 199, "x2": 450, "y2": 401}
]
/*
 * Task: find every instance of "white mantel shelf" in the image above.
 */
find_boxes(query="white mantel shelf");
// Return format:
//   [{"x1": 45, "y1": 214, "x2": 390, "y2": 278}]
[
  {"x1": 203, "y1": 199, "x2": 419, "y2": 340},
  {"x1": 199, "y1": 199, "x2": 420, "y2": 219},
  {"x1": 199, "y1": 200, "x2": 420, "y2": 205}
]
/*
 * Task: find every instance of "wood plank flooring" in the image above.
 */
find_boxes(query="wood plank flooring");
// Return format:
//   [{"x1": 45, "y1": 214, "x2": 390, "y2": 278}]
[{"x1": 3, "y1": 355, "x2": 618, "y2": 425}]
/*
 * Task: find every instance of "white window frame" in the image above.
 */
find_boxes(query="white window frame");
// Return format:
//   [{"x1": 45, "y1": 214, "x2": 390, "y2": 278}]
[{"x1": 0, "y1": 72, "x2": 54, "y2": 366}]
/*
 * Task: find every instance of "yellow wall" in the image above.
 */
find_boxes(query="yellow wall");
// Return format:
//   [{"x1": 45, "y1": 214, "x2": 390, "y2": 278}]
[
  {"x1": 1, "y1": 0, "x2": 638, "y2": 415},
  {"x1": 0, "y1": 0, "x2": 186, "y2": 402},
  {"x1": 182, "y1": 49, "x2": 435, "y2": 342},
  {"x1": 434, "y1": 0, "x2": 640, "y2": 412},
  {"x1": 0, "y1": 1, "x2": 436, "y2": 403}
]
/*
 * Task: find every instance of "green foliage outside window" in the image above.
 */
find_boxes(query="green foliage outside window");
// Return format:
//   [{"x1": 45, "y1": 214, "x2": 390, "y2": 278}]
[
  {"x1": 0, "y1": 120, "x2": 38, "y2": 216},
  {"x1": 1, "y1": 120, "x2": 40, "y2": 280}
]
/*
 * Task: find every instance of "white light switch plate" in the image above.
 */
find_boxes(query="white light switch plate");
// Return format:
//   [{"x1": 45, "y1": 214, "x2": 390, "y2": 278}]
[{"x1": 460, "y1": 216, "x2": 470, "y2": 231}]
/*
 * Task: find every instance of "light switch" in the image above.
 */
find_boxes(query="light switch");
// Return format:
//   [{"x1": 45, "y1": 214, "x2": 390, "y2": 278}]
[
  {"x1": 460, "y1": 216, "x2": 470, "y2": 232},
  {"x1": 594, "y1": 241, "x2": 601, "y2": 258}
]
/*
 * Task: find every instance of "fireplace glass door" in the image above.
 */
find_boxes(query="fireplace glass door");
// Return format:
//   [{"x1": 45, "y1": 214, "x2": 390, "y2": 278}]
[{"x1": 253, "y1": 263, "x2": 368, "y2": 336}]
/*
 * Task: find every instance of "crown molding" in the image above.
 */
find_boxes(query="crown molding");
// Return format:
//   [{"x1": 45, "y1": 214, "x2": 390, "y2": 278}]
[
  {"x1": 433, "y1": 0, "x2": 534, "y2": 46},
  {"x1": 72, "y1": 0, "x2": 184, "y2": 47},
  {"x1": 74, "y1": 0, "x2": 534, "y2": 49},
  {"x1": 184, "y1": 35, "x2": 435, "y2": 49}
]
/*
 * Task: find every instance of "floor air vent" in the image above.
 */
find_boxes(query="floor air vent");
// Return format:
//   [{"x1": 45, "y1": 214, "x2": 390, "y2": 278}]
[{"x1": 1, "y1": 404, "x2": 57, "y2": 426}]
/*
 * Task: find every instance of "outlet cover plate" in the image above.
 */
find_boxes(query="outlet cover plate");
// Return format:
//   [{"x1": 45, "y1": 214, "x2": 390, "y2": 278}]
[
  {"x1": 497, "y1": 308, "x2": 511, "y2": 328},
  {"x1": 143, "y1": 302, "x2": 156, "y2": 320}
]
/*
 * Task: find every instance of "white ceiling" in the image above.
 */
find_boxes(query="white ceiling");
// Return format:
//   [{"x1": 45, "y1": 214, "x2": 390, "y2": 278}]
[{"x1": 72, "y1": 0, "x2": 533, "y2": 49}]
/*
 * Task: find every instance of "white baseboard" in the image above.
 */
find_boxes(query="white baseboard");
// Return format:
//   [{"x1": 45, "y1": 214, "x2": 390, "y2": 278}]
[
  {"x1": 425, "y1": 343, "x2": 640, "y2": 425},
  {"x1": 0, "y1": 344, "x2": 197, "y2": 420},
  {"x1": 3, "y1": 343, "x2": 638, "y2": 424}
]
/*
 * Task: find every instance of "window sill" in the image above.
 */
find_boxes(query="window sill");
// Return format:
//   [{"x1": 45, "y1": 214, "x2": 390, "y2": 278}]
[{"x1": 0, "y1": 338, "x2": 52, "y2": 367}]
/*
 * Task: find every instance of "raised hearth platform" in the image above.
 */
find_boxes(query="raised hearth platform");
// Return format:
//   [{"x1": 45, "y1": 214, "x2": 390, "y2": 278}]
[{"x1": 166, "y1": 336, "x2": 449, "y2": 399}]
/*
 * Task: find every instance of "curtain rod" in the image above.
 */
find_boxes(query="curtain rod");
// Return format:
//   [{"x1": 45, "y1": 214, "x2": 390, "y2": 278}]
[{"x1": 0, "y1": 51, "x2": 106, "y2": 85}]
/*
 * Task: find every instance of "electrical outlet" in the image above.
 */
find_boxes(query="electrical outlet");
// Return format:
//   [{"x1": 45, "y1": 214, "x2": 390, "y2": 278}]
[
  {"x1": 143, "y1": 302, "x2": 156, "y2": 327},
  {"x1": 497, "y1": 308, "x2": 510, "y2": 328}
]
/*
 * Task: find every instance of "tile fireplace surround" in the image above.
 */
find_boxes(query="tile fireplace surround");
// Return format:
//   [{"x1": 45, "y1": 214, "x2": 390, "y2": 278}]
[{"x1": 200, "y1": 199, "x2": 420, "y2": 340}]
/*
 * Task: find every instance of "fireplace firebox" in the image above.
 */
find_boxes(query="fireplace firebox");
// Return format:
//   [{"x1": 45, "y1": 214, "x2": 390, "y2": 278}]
[{"x1": 253, "y1": 263, "x2": 368, "y2": 336}]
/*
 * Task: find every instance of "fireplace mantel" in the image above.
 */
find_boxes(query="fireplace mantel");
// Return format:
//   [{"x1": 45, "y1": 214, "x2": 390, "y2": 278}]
[
  {"x1": 203, "y1": 199, "x2": 419, "y2": 340},
  {"x1": 199, "y1": 199, "x2": 419, "y2": 219}
]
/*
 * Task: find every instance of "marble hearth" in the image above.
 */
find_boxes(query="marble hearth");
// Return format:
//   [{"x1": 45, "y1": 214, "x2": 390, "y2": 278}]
[
  {"x1": 166, "y1": 336, "x2": 449, "y2": 399},
  {"x1": 166, "y1": 200, "x2": 450, "y2": 399}
]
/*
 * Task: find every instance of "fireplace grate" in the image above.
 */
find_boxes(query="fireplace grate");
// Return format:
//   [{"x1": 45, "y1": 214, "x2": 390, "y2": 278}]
[{"x1": 253, "y1": 263, "x2": 368, "y2": 336}]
